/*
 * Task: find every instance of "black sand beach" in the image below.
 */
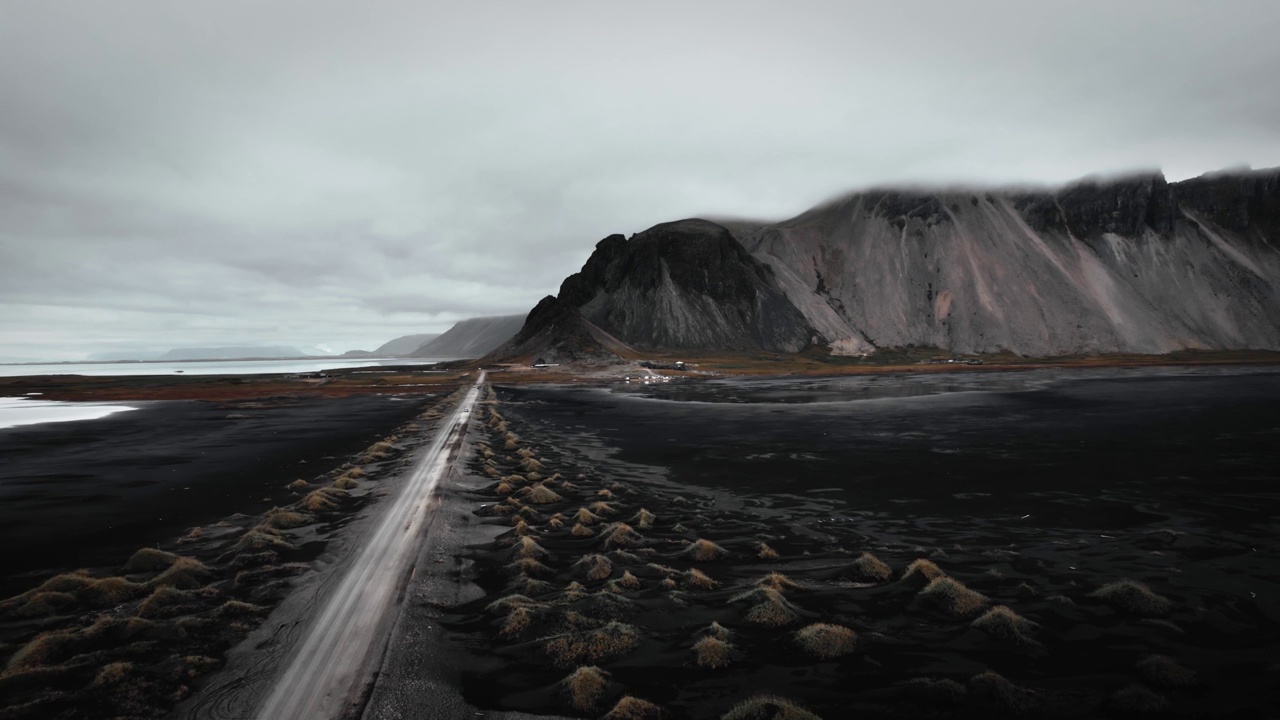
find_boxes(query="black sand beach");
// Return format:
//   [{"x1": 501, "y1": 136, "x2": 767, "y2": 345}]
[
  {"x1": 423, "y1": 368, "x2": 1280, "y2": 719},
  {"x1": 0, "y1": 394, "x2": 430, "y2": 593}
]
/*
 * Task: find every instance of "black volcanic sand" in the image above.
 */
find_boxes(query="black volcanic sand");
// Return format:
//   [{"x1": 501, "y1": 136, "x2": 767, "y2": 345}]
[
  {"x1": 443, "y1": 368, "x2": 1280, "y2": 719},
  {"x1": 0, "y1": 392, "x2": 449, "y2": 720},
  {"x1": 0, "y1": 394, "x2": 429, "y2": 589}
]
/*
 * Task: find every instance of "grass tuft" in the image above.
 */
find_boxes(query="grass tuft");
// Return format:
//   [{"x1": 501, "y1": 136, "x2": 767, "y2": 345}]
[
  {"x1": 263, "y1": 508, "x2": 313, "y2": 530},
  {"x1": 756, "y1": 572, "x2": 799, "y2": 592},
  {"x1": 14, "y1": 591, "x2": 77, "y2": 618},
  {"x1": 602, "y1": 695, "x2": 662, "y2": 720},
  {"x1": 1109, "y1": 684, "x2": 1169, "y2": 715},
  {"x1": 514, "y1": 536, "x2": 549, "y2": 559},
  {"x1": 970, "y1": 605, "x2": 1040, "y2": 645},
  {"x1": 794, "y1": 623, "x2": 857, "y2": 659},
  {"x1": 901, "y1": 558, "x2": 945, "y2": 583},
  {"x1": 122, "y1": 548, "x2": 178, "y2": 574},
  {"x1": 589, "y1": 501, "x2": 619, "y2": 516},
  {"x1": 601, "y1": 522, "x2": 644, "y2": 549},
  {"x1": 721, "y1": 696, "x2": 823, "y2": 720},
  {"x1": 683, "y1": 538, "x2": 728, "y2": 562},
  {"x1": 520, "y1": 483, "x2": 564, "y2": 505},
  {"x1": 574, "y1": 507, "x2": 604, "y2": 526},
  {"x1": 683, "y1": 568, "x2": 719, "y2": 590},
  {"x1": 919, "y1": 576, "x2": 988, "y2": 618},
  {"x1": 544, "y1": 621, "x2": 641, "y2": 667},
  {"x1": 692, "y1": 635, "x2": 733, "y2": 669},
  {"x1": 563, "y1": 665, "x2": 610, "y2": 712},
  {"x1": 302, "y1": 487, "x2": 347, "y2": 512},
  {"x1": 731, "y1": 587, "x2": 799, "y2": 627},
  {"x1": 574, "y1": 554, "x2": 614, "y2": 582},
  {"x1": 572, "y1": 522, "x2": 596, "y2": 537},
  {"x1": 757, "y1": 542, "x2": 781, "y2": 560},
  {"x1": 499, "y1": 606, "x2": 535, "y2": 638},
  {"x1": 1089, "y1": 579, "x2": 1172, "y2": 616},
  {"x1": 967, "y1": 671, "x2": 1036, "y2": 716},
  {"x1": 1136, "y1": 655, "x2": 1197, "y2": 689},
  {"x1": 631, "y1": 508, "x2": 657, "y2": 529},
  {"x1": 848, "y1": 552, "x2": 893, "y2": 582},
  {"x1": 509, "y1": 557, "x2": 553, "y2": 576},
  {"x1": 562, "y1": 581, "x2": 589, "y2": 602},
  {"x1": 148, "y1": 557, "x2": 211, "y2": 590},
  {"x1": 234, "y1": 527, "x2": 296, "y2": 554},
  {"x1": 616, "y1": 571, "x2": 641, "y2": 590}
]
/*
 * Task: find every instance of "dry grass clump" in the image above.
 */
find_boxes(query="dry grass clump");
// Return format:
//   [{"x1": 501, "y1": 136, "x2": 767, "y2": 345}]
[
  {"x1": 571, "y1": 522, "x2": 596, "y2": 538},
  {"x1": 149, "y1": 557, "x2": 211, "y2": 590},
  {"x1": 903, "y1": 677, "x2": 967, "y2": 706},
  {"x1": 706, "y1": 621, "x2": 732, "y2": 641},
  {"x1": 562, "y1": 665, "x2": 610, "y2": 712},
  {"x1": 1109, "y1": 684, "x2": 1169, "y2": 715},
  {"x1": 756, "y1": 572, "x2": 799, "y2": 592},
  {"x1": 485, "y1": 594, "x2": 542, "y2": 614},
  {"x1": 544, "y1": 621, "x2": 641, "y2": 667},
  {"x1": 721, "y1": 696, "x2": 823, "y2": 720},
  {"x1": 574, "y1": 554, "x2": 614, "y2": 582},
  {"x1": 612, "y1": 571, "x2": 641, "y2": 590},
  {"x1": 493, "y1": 479, "x2": 517, "y2": 495},
  {"x1": 548, "y1": 513, "x2": 566, "y2": 529},
  {"x1": 516, "y1": 447, "x2": 536, "y2": 459},
  {"x1": 596, "y1": 488, "x2": 615, "y2": 500},
  {"x1": 692, "y1": 635, "x2": 733, "y2": 669},
  {"x1": 122, "y1": 548, "x2": 177, "y2": 574},
  {"x1": 333, "y1": 475, "x2": 360, "y2": 490},
  {"x1": 359, "y1": 440, "x2": 396, "y2": 462},
  {"x1": 302, "y1": 487, "x2": 347, "y2": 512},
  {"x1": 516, "y1": 505, "x2": 545, "y2": 523},
  {"x1": 794, "y1": 623, "x2": 857, "y2": 659},
  {"x1": 136, "y1": 585, "x2": 206, "y2": 619},
  {"x1": 286, "y1": 479, "x2": 309, "y2": 491},
  {"x1": 263, "y1": 508, "x2": 313, "y2": 530},
  {"x1": 601, "y1": 522, "x2": 644, "y2": 549},
  {"x1": 731, "y1": 587, "x2": 799, "y2": 627},
  {"x1": 970, "y1": 605, "x2": 1040, "y2": 645},
  {"x1": 575, "y1": 507, "x2": 604, "y2": 526},
  {"x1": 234, "y1": 527, "x2": 296, "y2": 554},
  {"x1": 513, "y1": 519, "x2": 535, "y2": 537},
  {"x1": 520, "y1": 457, "x2": 543, "y2": 473},
  {"x1": 603, "y1": 695, "x2": 662, "y2": 720},
  {"x1": 967, "y1": 671, "x2": 1036, "y2": 716},
  {"x1": 631, "y1": 508, "x2": 656, "y2": 529},
  {"x1": 683, "y1": 568, "x2": 719, "y2": 590},
  {"x1": 757, "y1": 542, "x2": 781, "y2": 560},
  {"x1": 514, "y1": 536, "x2": 548, "y2": 559},
  {"x1": 499, "y1": 606, "x2": 536, "y2": 638},
  {"x1": 520, "y1": 483, "x2": 564, "y2": 505},
  {"x1": 214, "y1": 599, "x2": 265, "y2": 618},
  {"x1": 901, "y1": 558, "x2": 945, "y2": 583},
  {"x1": 509, "y1": 557, "x2": 553, "y2": 576},
  {"x1": 91, "y1": 661, "x2": 134, "y2": 688},
  {"x1": 1136, "y1": 655, "x2": 1197, "y2": 689},
  {"x1": 1089, "y1": 580, "x2": 1172, "y2": 616},
  {"x1": 589, "y1": 501, "x2": 618, "y2": 516},
  {"x1": 562, "y1": 582, "x2": 589, "y2": 602},
  {"x1": 848, "y1": 552, "x2": 893, "y2": 583},
  {"x1": 919, "y1": 576, "x2": 989, "y2": 618},
  {"x1": 14, "y1": 591, "x2": 77, "y2": 618},
  {"x1": 683, "y1": 538, "x2": 728, "y2": 562},
  {"x1": 504, "y1": 434, "x2": 520, "y2": 451}
]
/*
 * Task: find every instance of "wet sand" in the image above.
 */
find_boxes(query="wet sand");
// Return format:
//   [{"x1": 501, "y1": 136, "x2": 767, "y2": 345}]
[{"x1": 419, "y1": 367, "x2": 1280, "y2": 719}]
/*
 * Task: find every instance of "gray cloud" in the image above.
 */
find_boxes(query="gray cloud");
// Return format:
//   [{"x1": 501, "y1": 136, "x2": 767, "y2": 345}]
[{"x1": 2, "y1": 0, "x2": 1279, "y2": 360}]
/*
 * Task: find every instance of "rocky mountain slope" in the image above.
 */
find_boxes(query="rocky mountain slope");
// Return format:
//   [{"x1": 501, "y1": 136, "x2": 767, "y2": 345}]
[
  {"x1": 410, "y1": 315, "x2": 524, "y2": 359},
  {"x1": 494, "y1": 167, "x2": 1280, "y2": 360},
  {"x1": 374, "y1": 333, "x2": 440, "y2": 356}
]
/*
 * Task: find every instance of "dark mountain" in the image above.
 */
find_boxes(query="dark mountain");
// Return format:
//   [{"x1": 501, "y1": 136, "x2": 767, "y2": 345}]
[
  {"x1": 373, "y1": 333, "x2": 440, "y2": 356},
  {"x1": 410, "y1": 315, "x2": 525, "y2": 359},
  {"x1": 493, "y1": 166, "x2": 1280, "y2": 362},
  {"x1": 482, "y1": 296, "x2": 633, "y2": 364}
]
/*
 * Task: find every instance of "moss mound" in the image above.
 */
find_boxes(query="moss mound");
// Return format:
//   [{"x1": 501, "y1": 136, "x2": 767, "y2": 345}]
[{"x1": 794, "y1": 623, "x2": 857, "y2": 659}]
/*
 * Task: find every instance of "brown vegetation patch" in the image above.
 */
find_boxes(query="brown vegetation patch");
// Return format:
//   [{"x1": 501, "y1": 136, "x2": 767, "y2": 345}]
[
  {"x1": 589, "y1": 501, "x2": 618, "y2": 516},
  {"x1": 901, "y1": 558, "x2": 945, "y2": 583},
  {"x1": 520, "y1": 483, "x2": 564, "y2": 505},
  {"x1": 122, "y1": 548, "x2": 178, "y2": 574},
  {"x1": 574, "y1": 554, "x2": 614, "y2": 582},
  {"x1": 683, "y1": 568, "x2": 719, "y2": 591},
  {"x1": 544, "y1": 621, "x2": 641, "y2": 667},
  {"x1": 692, "y1": 635, "x2": 733, "y2": 669},
  {"x1": 601, "y1": 522, "x2": 645, "y2": 549},
  {"x1": 263, "y1": 507, "x2": 313, "y2": 530},
  {"x1": 848, "y1": 552, "x2": 893, "y2": 582},
  {"x1": 571, "y1": 522, "x2": 596, "y2": 537},
  {"x1": 794, "y1": 623, "x2": 857, "y2": 659},
  {"x1": 731, "y1": 587, "x2": 799, "y2": 627},
  {"x1": 967, "y1": 670, "x2": 1036, "y2": 716},
  {"x1": 683, "y1": 539, "x2": 728, "y2": 562},
  {"x1": 757, "y1": 542, "x2": 781, "y2": 561},
  {"x1": 919, "y1": 576, "x2": 988, "y2": 618},
  {"x1": 721, "y1": 695, "x2": 823, "y2": 720},
  {"x1": 603, "y1": 695, "x2": 663, "y2": 720},
  {"x1": 970, "y1": 605, "x2": 1040, "y2": 645},
  {"x1": 563, "y1": 665, "x2": 611, "y2": 712},
  {"x1": 148, "y1": 557, "x2": 211, "y2": 590},
  {"x1": 1089, "y1": 580, "x2": 1173, "y2": 616},
  {"x1": 756, "y1": 572, "x2": 799, "y2": 592},
  {"x1": 631, "y1": 508, "x2": 656, "y2": 529}
]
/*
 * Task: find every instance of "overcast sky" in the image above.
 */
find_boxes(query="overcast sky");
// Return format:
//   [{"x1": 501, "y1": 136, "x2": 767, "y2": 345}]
[{"x1": 2, "y1": 0, "x2": 1278, "y2": 361}]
